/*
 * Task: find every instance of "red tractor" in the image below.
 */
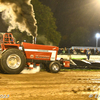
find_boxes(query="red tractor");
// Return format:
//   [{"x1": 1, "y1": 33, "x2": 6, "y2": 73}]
[{"x1": 0, "y1": 33, "x2": 69, "y2": 74}]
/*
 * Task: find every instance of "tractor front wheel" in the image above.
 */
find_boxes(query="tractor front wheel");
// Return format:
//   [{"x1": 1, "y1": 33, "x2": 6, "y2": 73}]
[
  {"x1": 0, "y1": 48, "x2": 26, "y2": 74},
  {"x1": 49, "y1": 61, "x2": 61, "y2": 73}
]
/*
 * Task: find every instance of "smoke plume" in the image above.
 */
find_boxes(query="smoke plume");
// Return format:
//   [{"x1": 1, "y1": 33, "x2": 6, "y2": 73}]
[
  {"x1": 21, "y1": 66, "x2": 40, "y2": 74},
  {"x1": 0, "y1": 0, "x2": 37, "y2": 37}
]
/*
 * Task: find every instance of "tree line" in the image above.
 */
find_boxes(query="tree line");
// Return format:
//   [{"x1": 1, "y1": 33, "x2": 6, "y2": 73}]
[{"x1": 11, "y1": 0, "x2": 61, "y2": 46}]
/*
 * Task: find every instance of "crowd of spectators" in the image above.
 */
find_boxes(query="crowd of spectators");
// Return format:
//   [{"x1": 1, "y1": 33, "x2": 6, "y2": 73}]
[{"x1": 58, "y1": 47, "x2": 100, "y2": 55}]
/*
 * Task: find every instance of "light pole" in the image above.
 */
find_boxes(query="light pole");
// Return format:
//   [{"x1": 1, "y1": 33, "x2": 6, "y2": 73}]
[{"x1": 96, "y1": 33, "x2": 100, "y2": 47}]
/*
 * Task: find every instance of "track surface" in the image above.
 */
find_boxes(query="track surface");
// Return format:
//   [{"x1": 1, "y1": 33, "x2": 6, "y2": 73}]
[{"x1": 0, "y1": 71, "x2": 100, "y2": 100}]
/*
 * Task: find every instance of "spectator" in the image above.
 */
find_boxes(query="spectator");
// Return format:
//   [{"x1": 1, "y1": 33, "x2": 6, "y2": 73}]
[
  {"x1": 84, "y1": 49, "x2": 87, "y2": 54},
  {"x1": 67, "y1": 48, "x2": 70, "y2": 54},
  {"x1": 73, "y1": 48, "x2": 77, "y2": 54},
  {"x1": 62, "y1": 48, "x2": 65, "y2": 54},
  {"x1": 59, "y1": 48, "x2": 63, "y2": 54},
  {"x1": 95, "y1": 48, "x2": 99, "y2": 55},
  {"x1": 75, "y1": 48, "x2": 78, "y2": 54},
  {"x1": 91, "y1": 48, "x2": 94, "y2": 55},
  {"x1": 80, "y1": 49, "x2": 84, "y2": 54},
  {"x1": 86, "y1": 48, "x2": 91, "y2": 60},
  {"x1": 77, "y1": 49, "x2": 81, "y2": 54},
  {"x1": 64, "y1": 47, "x2": 68, "y2": 54},
  {"x1": 70, "y1": 48, "x2": 73, "y2": 54}
]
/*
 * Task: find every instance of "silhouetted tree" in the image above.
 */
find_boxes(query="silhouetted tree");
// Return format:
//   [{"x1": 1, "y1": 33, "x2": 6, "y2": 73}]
[{"x1": 32, "y1": 0, "x2": 61, "y2": 46}]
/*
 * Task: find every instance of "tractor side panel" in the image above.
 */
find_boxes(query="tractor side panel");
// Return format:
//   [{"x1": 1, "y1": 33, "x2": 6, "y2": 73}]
[{"x1": 22, "y1": 42, "x2": 59, "y2": 61}]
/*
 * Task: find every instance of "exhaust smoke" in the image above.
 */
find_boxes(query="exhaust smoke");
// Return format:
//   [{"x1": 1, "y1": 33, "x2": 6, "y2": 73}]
[
  {"x1": 21, "y1": 66, "x2": 41, "y2": 74},
  {"x1": 0, "y1": 0, "x2": 40, "y2": 74},
  {"x1": 0, "y1": 0, "x2": 37, "y2": 37},
  {"x1": 21, "y1": 64, "x2": 41, "y2": 74}
]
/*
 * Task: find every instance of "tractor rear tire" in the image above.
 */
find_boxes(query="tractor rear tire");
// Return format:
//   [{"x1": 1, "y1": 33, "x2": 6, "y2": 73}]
[
  {"x1": 0, "y1": 50, "x2": 10, "y2": 73},
  {"x1": 49, "y1": 61, "x2": 61, "y2": 73},
  {"x1": 0, "y1": 48, "x2": 26, "y2": 74}
]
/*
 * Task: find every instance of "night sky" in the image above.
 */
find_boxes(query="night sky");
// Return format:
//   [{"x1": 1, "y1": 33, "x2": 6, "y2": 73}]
[
  {"x1": 39, "y1": 0, "x2": 100, "y2": 47},
  {"x1": 1, "y1": 0, "x2": 100, "y2": 47}
]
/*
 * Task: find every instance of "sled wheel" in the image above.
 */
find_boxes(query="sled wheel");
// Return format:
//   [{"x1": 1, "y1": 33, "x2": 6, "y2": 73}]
[
  {"x1": 49, "y1": 61, "x2": 61, "y2": 73},
  {"x1": 0, "y1": 48, "x2": 26, "y2": 74}
]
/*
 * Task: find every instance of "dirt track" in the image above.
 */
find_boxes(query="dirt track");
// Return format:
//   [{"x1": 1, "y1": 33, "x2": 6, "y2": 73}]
[{"x1": 0, "y1": 71, "x2": 100, "y2": 100}]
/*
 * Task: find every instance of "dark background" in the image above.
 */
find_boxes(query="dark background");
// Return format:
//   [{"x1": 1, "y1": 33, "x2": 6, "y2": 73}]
[{"x1": 39, "y1": 0, "x2": 100, "y2": 47}]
